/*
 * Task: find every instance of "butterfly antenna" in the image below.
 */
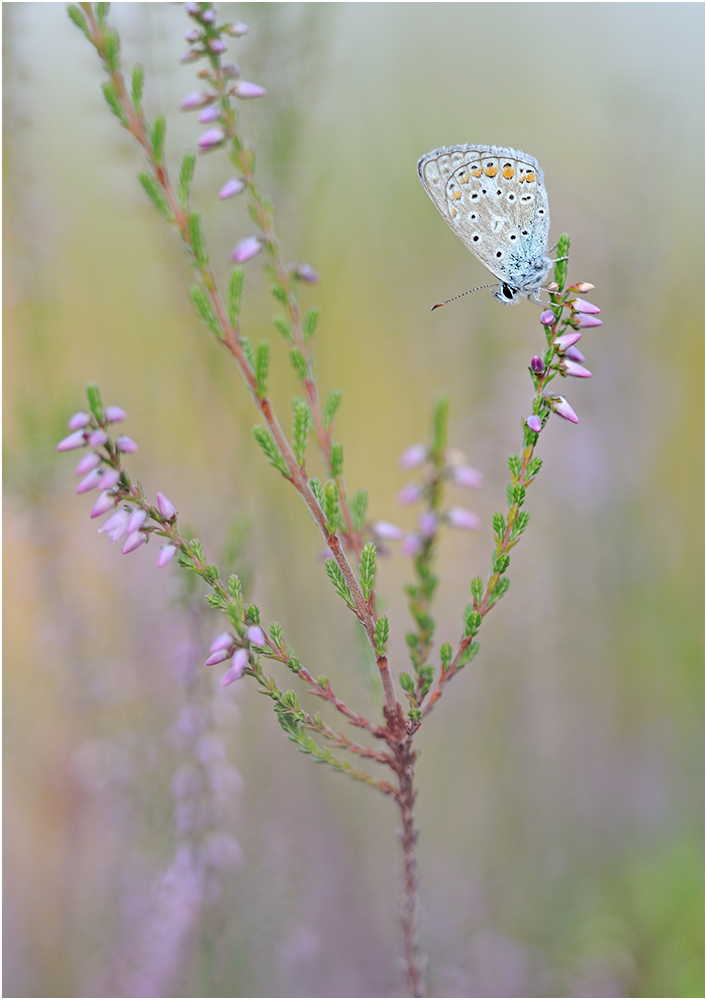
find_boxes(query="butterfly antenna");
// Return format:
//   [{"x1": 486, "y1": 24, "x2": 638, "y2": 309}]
[{"x1": 431, "y1": 284, "x2": 495, "y2": 311}]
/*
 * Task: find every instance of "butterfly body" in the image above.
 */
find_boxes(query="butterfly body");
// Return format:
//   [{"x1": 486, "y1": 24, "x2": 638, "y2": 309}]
[{"x1": 417, "y1": 144, "x2": 551, "y2": 305}]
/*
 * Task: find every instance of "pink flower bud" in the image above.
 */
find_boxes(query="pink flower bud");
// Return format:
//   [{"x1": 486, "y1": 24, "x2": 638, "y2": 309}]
[
  {"x1": 527, "y1": 415, "x2": 542, "y2": 433},
  {"x1": 180, "y1": 50, "x2": 201, "y2": 64},
  {"x1": 156, "y1": 492, "x2": 177, "y2": 519},
  {"x1": 233, "y1": 81, "x2": 267, "y2": 99},
  {"x1": 76, "y1": 452, "x2": 101, "y2": 475},
  {"x1": 115, "y1": 435, "x2": 138, "y2": 453},
  {"x1": 221, "y1": 62, "x2": 241, "y2": 79},
  {"x1": 398, "y1": 483, "x2": 423, "y2": 506},
  {"x1": 401, "y1": 533, "x2": 423, "y2": 557},
  {"x1": 180, "y1": 91, "x2": 213, "y2": 111},
  {"x1": 219, "y1": 178, "x2": 245, "y2": 199},
  {"x1": 221, "y1": 648, "x2": 249, "y2": 685},
  {"x1": 372, "y1": 520, "x2": 404, "y2": 540},
  {"x1": 399, "y1": 443, "x2": 427, "y2": 469},
  {"x1": 231, "y1": 236, "x2": 263, "y2": 263},
  {"x1": 185, "y1": 2, "x2": 200, "y2": 14},
  {"x1": 157, "y1": 544, "x2": 177, "y2": 568},
  {"x1": 225, "y1": 21, "x2": 249, "y2": 36},
  {"x1": 99, "y1": 468, "x2": 121, "y2": 490},
  {"x1": 206, "y1": 648, "x2": 231, "y2": 666},
  {"x1": 90, "y1": 491, "x2": 118, "y2": 518},
  {"x1": 570, "y1": 298, "x2": 600, "y2": 314},
  {"x1": 247, "y1": 625, "x2": 266, "y2": 646},
  {"x1": 202, "y1": 9, "x2": 216, "y2": 23},
  {"x1": 562, "y1": 359, "x2": 592, "y2": 378},
  {"x1": 208, "y1": 37, "x2": 227, "y2": 53},
  {"x1": 122, "y1": 530, "x2": 147, "y2": 555},
  {"x1": 88, "y1": 429, "x2": 108, "y2": 447},
  {"x1": 418, "y1": 511, "x2": 437, "y2": 538},
  {"x1": 554, "y1": 332, "x2": 582, "y2": 352},
  {"x1": 105, "y1": 406, "x2": 127, "y2": 423},
  {"x1": 447, "y1": 506, "x2": 480, "y2": 531},
  {"x1": 198, "y1": 106, "x2": 220, "y2": 123},
  {"x1": 184, "y1": 29, "x2": 200, "y2": 42},
  {"x1": 198, "y1": 127, "x2": 226, "y2": 150},
  {"x1": 574, "y1": 282, "x2": 595, "y2": 293},
  {"x1": 452, "y1": 465, "x2": 483, "y2": 489},
  {"x1": 540, "y1": 310, "x2": 555, "y2": 326},
  {"x1": 575, "y1": 314, "x2": 603, "y2": 329},
  {"x1": 76, "y1": 469, "x2": 103, "y2": 494},
  {"x1": 290, "y1": 262, "x2": 320, "y2": 284},
  {"x1": 551, "y1": 396, "x2": 579, "y2": 424},
  {"x1": 210, "y1": 632, "x2": 234, "y2": 654},
  {"x1": 57, "y1": 430, "x2": 87, "y2": 451},
  {"x1": 127, "y1": 508, "x2": 147, "y2": 533},
  {"x1": 564, "y1": 345, "x2": 585, "y2": 363},
  {"x1": 99, "y1": 508, "x2": 130, "y2": 541},
  {"x1": 68, "y1": 411, "x2": 91, "y2": 430},
  {"x1": 530, "y1": 355, "x2": 545, "y2": 374}
]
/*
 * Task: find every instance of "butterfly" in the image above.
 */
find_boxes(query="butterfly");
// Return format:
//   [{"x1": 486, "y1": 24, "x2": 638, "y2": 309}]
[{"x1": 418, "y1": 144, "x2": 552, "y2": 306}]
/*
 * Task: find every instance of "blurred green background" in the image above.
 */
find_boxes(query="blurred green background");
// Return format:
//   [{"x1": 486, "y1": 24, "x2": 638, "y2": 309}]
[{"x1": 4, "y1": 3, "x2": 704, "y2": 997}]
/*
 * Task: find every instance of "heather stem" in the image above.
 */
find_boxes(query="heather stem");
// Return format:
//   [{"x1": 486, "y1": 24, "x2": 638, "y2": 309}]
[{"x1": 396, "y1": 746, "x2": 425, "y2": 998}]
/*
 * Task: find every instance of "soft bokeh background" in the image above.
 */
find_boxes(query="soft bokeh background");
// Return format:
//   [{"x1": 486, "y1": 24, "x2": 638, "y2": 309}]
[{"x1": 4, "y1": 3, "x2": 704, "y2": 997}]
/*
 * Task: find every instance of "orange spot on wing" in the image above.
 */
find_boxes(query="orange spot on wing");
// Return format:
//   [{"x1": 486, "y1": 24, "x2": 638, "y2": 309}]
[
  {"x1": 460, "y1": 173, "x2": 469, "y2": 184},
  {"x1": 502, "y1": 165, "x2": 514, "y2": 179},
  {"x1": 484, "y1": 166, "x2": 498, "y2": 177},
  {"x1": 452, "y1": 190, "x2": 462, "y2": 200},
  {"x1": 525, "y1": 172, "x2": 535, "y2": 183},
  {"x1": 471, "y1": 167, "x2": 482, "y2": 177},
  {"x1": 451, "y1": 207, "x2": 457, "y2": 217}
]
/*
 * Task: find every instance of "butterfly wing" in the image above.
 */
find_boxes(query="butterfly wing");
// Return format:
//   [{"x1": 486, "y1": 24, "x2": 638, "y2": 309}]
[{"x1": 418, "y1": 144, "x2": 550, "y2": 289}]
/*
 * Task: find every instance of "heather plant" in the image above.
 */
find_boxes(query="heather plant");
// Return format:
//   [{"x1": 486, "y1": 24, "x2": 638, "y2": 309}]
[{"x1": 60, "y1": 4, "x2": 603, "y2": 996}]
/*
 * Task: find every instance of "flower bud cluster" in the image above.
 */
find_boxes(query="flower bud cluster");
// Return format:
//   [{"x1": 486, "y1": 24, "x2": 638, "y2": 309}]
[
  {"x1": 57, "y1": 396, "x2": 180, "y2": 569},
  {"x1": 526, "y1": 283, "x2": 602, "y2": 429},
  {"x1": 393, "y1": 443, "x2": 484, "y2": 556},
  {"x1": 204, "y1": 624, "x2": 265, "y2": 688}
]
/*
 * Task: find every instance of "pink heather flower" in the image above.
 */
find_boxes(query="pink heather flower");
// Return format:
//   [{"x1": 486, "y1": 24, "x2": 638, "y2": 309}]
[
  {"x1": 399, "y1": 443, "x2": 427, "y2": 469},
  {"x1": 122, "y1": 530, "x2": 147, "y2": 555},
  {"x1": 225, "y1": 21, "x2": 249, "y2": 36},
  {"x1": 219, "y1": 178, "x2": 245, "y2": 199},
  {"x1": 247, "y1": 625, "x2": 266, "y2": 646},
  {"x1": 233, "y1": 81, "x2": 267, "y2": 99},
  {"x1": 127, "y1": 508, "x2": 147, "y2": 533},
  {"x1": 198, "y1": 127, "x2": 226, "y2": 150},
  {"x1": 570, "y1": 298, "x2": 601, "y2": 314},
  {"x1": 554, "y1": 331, "x2": 582, "y2": 352},
  {"x1": 99, "y1": 468, "x2": 121, "y2": 490},
  {"x1": 530, "y1": 355, "x2": 545, "y2": 374},
  {"x1": 88, "y1": 428, "x2": 108, "y2": 447},
  {"x1": 75, "y1": 452, "x2": 101, "y2": 475},
  {"x1": 57, "y1": 430, "x2": 87, "y2": 452},
  {"x1": 90, "y1": 491, "x2": 117, "y2": 518},
  {"x1": 156, "y1": 492, "x2": 177, "y2": 519},
  {"x1": 105, "y1": 406, "x2": 127, "y2": 423},
  {"x1": 208, "y1": 37, "x2": 227, "y2": 53},
  {"x1": 198, "y1": 106, "x2": 220, "y2": 124},
  {"x1": 372, "y1": 521, "x2": 404, "y2": 540},
  {"x1": 398, "y1": 482, "x2": 423, "y2": 506},
  {"x1": 575, "y1": 314, "x2": 603, "y2": 329},
  {"x1": 221, "y1": 62, "x2": 241, "y2": 79},
  {"x1": 221, "y1": 648, "x2": 249, "y2": 686},
  {"x1": 68, "y1": 411, "x2": 91, "y2": 430},
  {"x1": 418, "y1": 511, "x2": 437, "y2": 538},
  {"x1": 180, "y1": 90, "x2": 213, "y2": 111},
  {"x1": 210, "y1": 632, "x2": 234, "y2": 654},
  {"x1": 76, "y1": 469, "x2": 103, "y2": 494},
  {"x1": 231, "y1": 236, "x2": 263, "y2": 263},
  {"x1": 564, "y1": 345, "x2": 585, "y2": 363},
  {"x1": 157, "y1": 544, "x2": 177, "y2": 568},
  {"x1": 99, "y1": 508, "x2": 130, "y2": 541},
  {"x1": 180, "y1": 49, "x2": 201, "y2": 64},
  {"x1": 552, "y1": 396, "x2": 579, "y2": 424},
  {"x1": 401, "y1": 533, "x2": 423, "y2": 558},
  {"x1": 527, "y1": 415, "x2": 542, "y2": 433},
  {"x1": 202, "y1": 9, "x2": 216, "y2": 23},
  {"x1": 290, "y1": 262, "x2": 320, "y2": 284},
  {"x1": 115, "y1": 435, "x2": 138, "y2": 453},
  {"x1": 562, "y1": 359, "x2": 592, "y2": 378},
  {"x1": 540, "y1": 310, "x2": 555, "y2": 326},
  {"x1": 205, "y1": 648, "x2": 231, "y2": 666},
  {"x1": 452, "y1": 465, "x2": 484, "y2": 489},
  {"x1": 185, "y1": 2, "x2": 200, "y2": 14},
  {"x1": 184, "y1": 29, "x2": 200, "y2": 42},
  {"x1": 447, "y1": 506, "x2": 481, "y2": 531}
]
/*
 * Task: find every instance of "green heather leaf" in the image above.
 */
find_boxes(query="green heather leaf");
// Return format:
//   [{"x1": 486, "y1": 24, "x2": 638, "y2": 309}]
[
  {"x1": 527, "y1": 457, "x2": 543, "y2": 477},
  {"x1": 488, "y1": 576, "x2": 510, "y2": 607},
  {"x1": 373, "y1": 615, "x2": 389, "y2": 656},
  {"x1": 96, "y1": 2, "x2": 110, "y2": 27},
  {"x1": 101, "y1": 81, "x2": 128, "y2": 126},
  {"x1": 131, "y1": 64, "x2": 144, "y2": 113},
  {"x1": 103, "y1": 28, "x2": 120, "y2": 73},
  {"x1": 255, "y1": 341, "x2": 270, "y2": 398},
  {"x1": 228, "y1": 268, "x2": 244, "y2": 327},
  {"x1": 177, "y1": 151, "x2": 196, "y2": 209},
  {"x1": 293, "y1": 400, "x2": 311, "y2": 466},
  {"x1": 492, "y1": 511, "x2": 506, "y2": 540},
  {"x1": 309, "y1": 477, "x2": 325, "y2": 508},
  {"x1": 269, "y1": 622, "x2": 284, "y2": 647},
  {"x1": 470, "y1": 576, "x2": 484, "y2": 605},
  {"x1": 189, "y1": 284, "x2": 222, "y2": 337},
  {"x1": 399, "y1": 672, "x2": 415, "y2": 695},
  {"x1": 270, "y1": 285, "x2": 288, "y2": 305},
  {"x1": 359, "y1": 543, "x2": 376, "y2": 600},
  {"x1": 350, "y1": 489, "x2": 368, "y2": 532},
  {"x1": 323, "y1": 388, "x2": 342, "y2": 430},
  {"x1": 329, "y1": 441, "x2": 343, "y2": 477},
  {"x1": 432, "y1": 396, "x2": 449, "y2": 460},
  {"x1": 290, "y1": 347, "x2": 308, "y2": 380},
  {"x1": 67, "y1": 5, "x2": 91, "y2": 40},
  {"x1": 324, "y1": 558, "x2": 354, "y2": 608},
  {"x1": 86, "y1": 382, "x2": 104, "y2": 423},
  {"x1": 457, "y1": 639, "x2": 480, "y2": 667},
  {"x1": 464, "y1": 607, "x2": 482, "y2": 636},
  {"x1": 138, "y1": 171, "x2": 172, "y2": 221},
  {"x1": 240, "y1": 336, "x2": 255, "y2": 370},
  {"x1": 252, "y1": 426, "x2": 290, "y2": 477},
  {"x1": 272, "y1": 314, "x2": 294, "y2": 343},
  {"x1": 439, "y1": 642, "x2": 453, "y2": 668},
  {"x1": 151, "y1": 113, "x2": 166, "y2": 164},
  {"x1": 188, "y1": 212, "x2": 208, "y2": 268},
  {"x1": 324, "y1": 480, "x2": 339, "y2": 533},
  {"x1": 228, "y1": 574, "x2": 242, "y2": 597},
  {"x1": 303, "y1": 306, "x2": 320, "y2": 344},
  {"x1": 508, "y1": 453, "x2": 522, "y2": 480}
]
